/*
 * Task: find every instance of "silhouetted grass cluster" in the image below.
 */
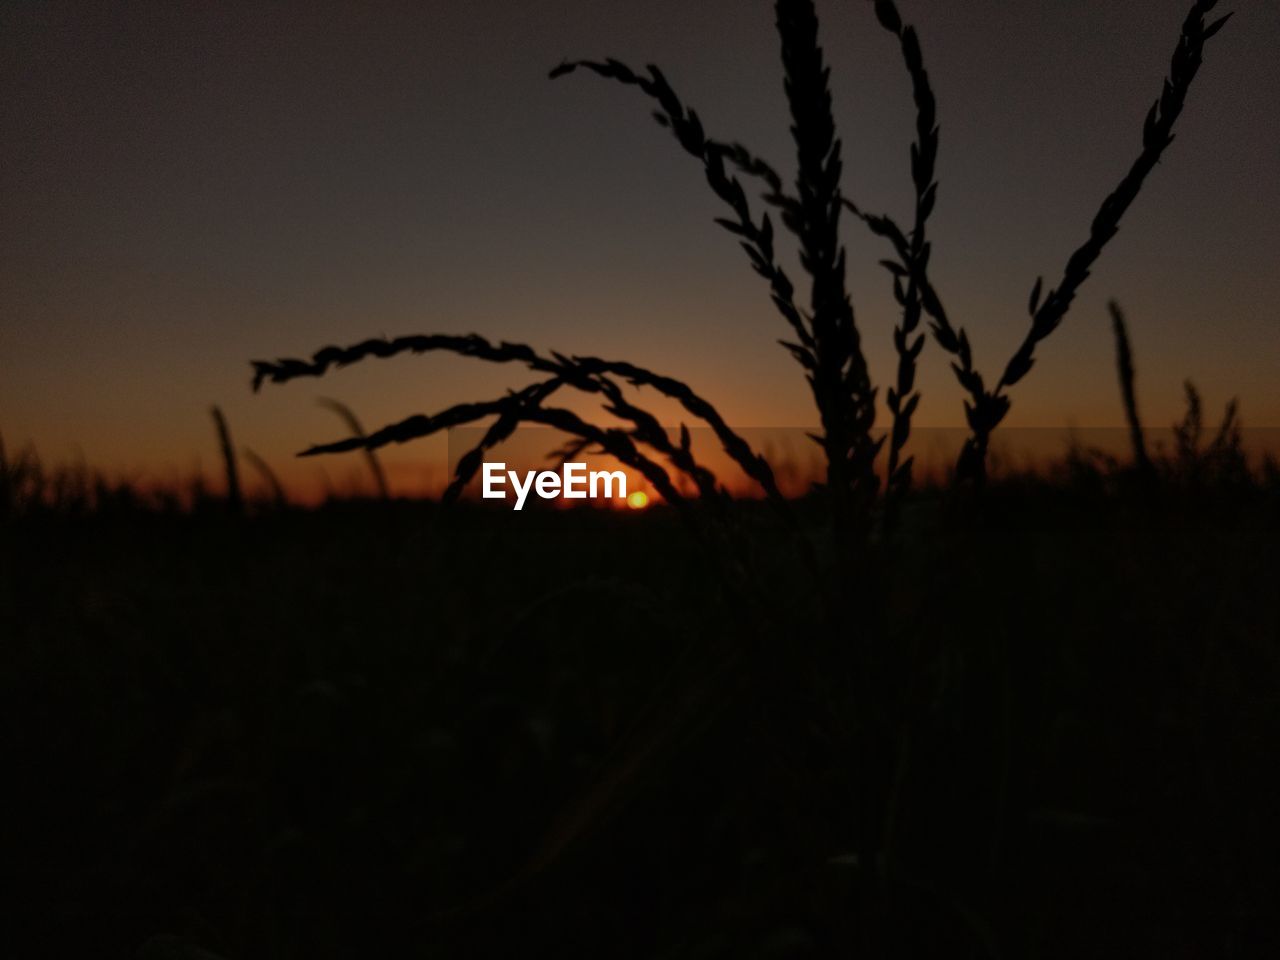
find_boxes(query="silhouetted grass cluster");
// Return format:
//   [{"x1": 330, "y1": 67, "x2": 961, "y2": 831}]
[
  {"x1": 853, "y1": 0, "x2": 1230, "y2": 483},
  {"x1": 4, "y1": 2, "x2": 1264, "y2": 958},
  {"x1": 242, "y1": 6, "x2": 1241, "y2": 910},
  {"x1": 251, "y1": 0, "x2": 1229, "y2": 535},
  {"x1": 0, "y1": 434, "x2": 163, "y2": 518},
  {"x1": 1057, "y1": 300, "x2": 1259, "y2": 494}
]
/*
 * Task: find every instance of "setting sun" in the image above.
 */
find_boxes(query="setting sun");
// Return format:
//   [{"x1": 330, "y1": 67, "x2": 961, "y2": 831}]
[{"x1": 627, "y1": 490, "x2": 649, "y2": 510}]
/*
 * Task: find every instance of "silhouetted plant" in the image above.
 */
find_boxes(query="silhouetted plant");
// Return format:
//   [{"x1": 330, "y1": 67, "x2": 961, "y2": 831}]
[
  {"x1": 241, "y1": 447, "x2": 289, "y2": 509},
  {"x1": 857, "y1": 0, "x2": 1230, "y2": 482},
  {"x1": 0, "y1": 433, "x2": 10, "y2": 517},
  {"x1": 252, "y1": 0, "x2": 1229, "y2": 538},
  {"x1": 1108, "y1": 300, "x2": 1154, "y2": 477},
  {"x1": 549, "y1": 0, "x2": 885, "y2": 534},
  {"x1": 0, "y1": 435, "x2": 46, "y2": 516},
  {"x1": 209, "y1": 405, "x2": 242, "y2": 515},
  {"x1": 318, "y1": 398, "x2": 389, "y2": 500},
  {"x1": 251, "y1": 334, "x2": 783, "y2": 527},
  {"x1": 846, "y1": 0, "x2": 936, "y2": 508},
  {"x1": 252, "y1": 0, "x2": 888, "y2": 536},
  {"x1": 1071, "y1": 304, "x2": 1252, "y2": 492},
  {"x1": 0, "y1": 437, "x2": 151, "y2": 516},
  {"x1": 1262, "y1": 453, "x2": 1280, "y2": 490},
  {"x1": 1175, "y1": 380, "x2": 1205, "y2": 464},
  {"x1": 0, "y1": 433, "x2": 18, "y2": 518},
  {"x1": 1067, "y1": 376, "x2": 1248, "y2": 492},
  {"x1": 1171, "y1": 380, "x2": 1248, "y2": 487}
]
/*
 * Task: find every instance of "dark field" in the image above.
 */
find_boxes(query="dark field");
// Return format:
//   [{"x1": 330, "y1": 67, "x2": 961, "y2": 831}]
[
  {"x1": 3, "y1": 478, "x2": 1278, "y2": 958},
  {"x1": 4, "y1": 0, "x2": 1274, "y2": 954}
]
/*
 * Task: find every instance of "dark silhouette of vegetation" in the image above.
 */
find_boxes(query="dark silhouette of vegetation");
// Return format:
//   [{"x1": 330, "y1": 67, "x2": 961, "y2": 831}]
[
  {"x1": 1066, "y1": 300, "x2": 1252, "y2": 492},
  {"x1": 317, "y1": 398, "x2": 389, "y2": 500},
  {"x1": 5, "y1": 2, "x2": 1268, "y2": 959},
  {"x1": 253, "y1": 0, "x2": 1228, "y2": 528},
  {"x1": 853, "y1": 0, "x2": 1230, "y2": 483},
  {"x1": 252, "y1": 335, "x2": 786, "y2": 532},
  {"x1": 243, "y1": 4, "x2": 1249, "y2": 949},
  {"x1": 3, "y1": 448, "x2": 1277, "y2": 957},
  {"x1": 241, "y1": 447, "x2": 289, "y2": 509},
  {"x1": 210, "y1": 405, "x2": 242, "y2": 515},
  {"x1": 1172, "y1": 380, "x2": 1248, "y2": 487},
  {"x1": 1108, "y1": 300, "x2": 1154, "y2": 477}
]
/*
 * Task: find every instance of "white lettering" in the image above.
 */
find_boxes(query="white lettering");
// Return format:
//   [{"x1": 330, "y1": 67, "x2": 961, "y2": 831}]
[
  {"x1": 509, "y1": 469, "x2": 535, "y2": 511},
  {"x1": 479, "y1": 462, "x2": 629, "y2": 509},
  {"x1": 482, "y1": 462, "x2": 506, "y2": 499},
  {"x1": 590, "y1": 469, "x2": 627, "y2": 499},
  {"x1": 535, "y1": 471, "x2": 561, "y2": 499},
  {"x1": 562, "y1": 462, "x2": 587, "y2": 498}
]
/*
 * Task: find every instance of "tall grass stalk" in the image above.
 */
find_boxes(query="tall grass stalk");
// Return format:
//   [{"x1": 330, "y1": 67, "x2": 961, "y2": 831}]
[
  {"x1": 1108, "y1": 300, "x2": 1153, "y2": 476},
  {"x1": 551, "y1": 0, "x2": 884, "y2": 533},
  {"x1": 855, "y1": 0, "x2": 1229, "y2": 482},
  {"x1": 859, "y1": 0, "x2": 938, "y2": 506},
  {"x1": 209, "y1": 406, "x2": 242, "y2": 515},
  {"x1": 318, "y1": 398, "x2": 389, "y2": 500},
  {"x1": 241, "y1": 447, "x2": 289, "y2": 509}
]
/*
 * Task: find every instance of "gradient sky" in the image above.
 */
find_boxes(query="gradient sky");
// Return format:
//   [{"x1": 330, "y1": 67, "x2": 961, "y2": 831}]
[{"x1": 3, "y1": 0, "x2": 1278, "y2": 496}]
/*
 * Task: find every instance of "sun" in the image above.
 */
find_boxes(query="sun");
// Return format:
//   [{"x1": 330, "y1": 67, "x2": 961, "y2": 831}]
[{"x1": 626, "y1": 490, "x2": 649, "y2": 510}]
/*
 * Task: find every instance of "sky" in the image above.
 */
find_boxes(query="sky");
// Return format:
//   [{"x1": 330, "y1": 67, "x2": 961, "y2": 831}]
[{"x1": 3, "y1": 0, "x2": 1278, "y2": 498}]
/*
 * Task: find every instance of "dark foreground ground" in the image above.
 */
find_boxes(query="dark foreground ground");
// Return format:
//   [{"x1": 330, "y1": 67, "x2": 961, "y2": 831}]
[{"x1": 2, "y1": 481, "x2": 1278, "y2": 959}]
